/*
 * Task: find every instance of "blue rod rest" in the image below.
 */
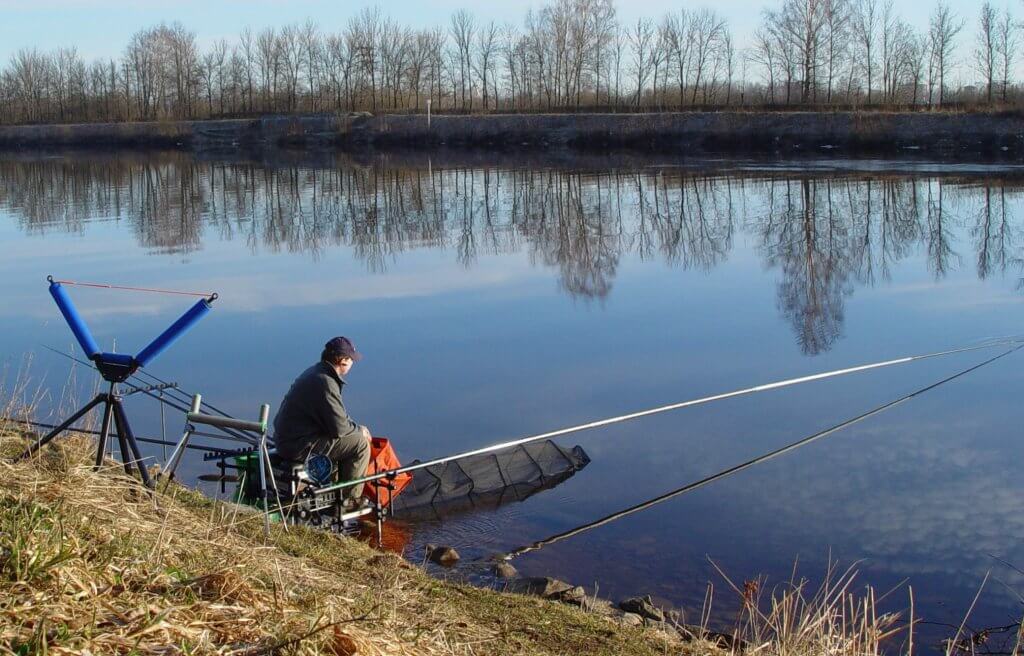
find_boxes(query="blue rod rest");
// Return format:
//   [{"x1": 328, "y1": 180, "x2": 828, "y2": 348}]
[
  {"x1": 135, "y1": 298, "x2": 212, "y2": 367},
  {"x1": 97, "y1": 352, "x2": 134, "y2": 367},
  {"x1": 49, "y1": 281, "x2": 100, "y2": 359}
]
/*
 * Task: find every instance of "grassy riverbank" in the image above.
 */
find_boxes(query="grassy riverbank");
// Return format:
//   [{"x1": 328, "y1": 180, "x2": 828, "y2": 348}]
[{"x1": 0, "y1": 424, "x2": 918, "y2": 655}]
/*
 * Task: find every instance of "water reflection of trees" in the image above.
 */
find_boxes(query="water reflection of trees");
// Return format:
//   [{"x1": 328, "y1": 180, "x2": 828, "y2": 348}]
[{"x1": 0, "y1": 156, "x2": 1022, "y2": 353}]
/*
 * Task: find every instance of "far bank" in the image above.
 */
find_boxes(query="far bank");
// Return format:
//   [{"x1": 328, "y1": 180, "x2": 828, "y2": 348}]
[{"x1": 0, "y1": 111, "x2": 1022, "y2": 156}]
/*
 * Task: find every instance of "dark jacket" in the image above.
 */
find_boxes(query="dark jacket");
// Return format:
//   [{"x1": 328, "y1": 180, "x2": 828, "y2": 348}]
[{"x1": 273, "y1": 361, "x2": 362, "y2": 460}]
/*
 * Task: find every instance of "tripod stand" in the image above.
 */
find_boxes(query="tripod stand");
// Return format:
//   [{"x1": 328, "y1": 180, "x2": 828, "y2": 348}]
[
  {"x1": 22, "y1": 380, "x2": 153, "y2": 487},
  {"x1": 18, "y1": 277, "x2": 216, "y2": 486}
]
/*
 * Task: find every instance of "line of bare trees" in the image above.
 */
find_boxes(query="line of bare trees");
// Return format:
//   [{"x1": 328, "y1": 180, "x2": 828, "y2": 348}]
[
  {"x1": 753, "y1": 0, "x2": 1018, "y2": 107},
  {"x1": 0, "y1": 0, "x2": 1017, "y2": 125}
]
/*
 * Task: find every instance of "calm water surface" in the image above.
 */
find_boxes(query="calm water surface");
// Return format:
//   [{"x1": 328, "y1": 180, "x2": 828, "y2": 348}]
[{"x1": 2, "y1": 152, "x2": 1023, "y2": 651}]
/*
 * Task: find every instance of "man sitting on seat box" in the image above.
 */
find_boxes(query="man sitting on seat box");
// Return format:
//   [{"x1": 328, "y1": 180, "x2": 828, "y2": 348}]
[{"x1": 273, "y1": 336, "x2": 371, "y2": 508}]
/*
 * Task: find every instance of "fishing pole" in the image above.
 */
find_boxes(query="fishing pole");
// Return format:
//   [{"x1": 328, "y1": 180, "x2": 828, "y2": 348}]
[
  {"x1": 501, "y1": 344, "x2": 1022, "y2": 560},
  {"x1": 314, "y1": 338, "x2": 1023, "y2": 496}
]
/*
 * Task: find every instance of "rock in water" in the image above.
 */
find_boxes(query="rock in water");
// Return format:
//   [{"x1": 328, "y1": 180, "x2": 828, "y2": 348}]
[
  {"x1": 618, "y1": 595, "x2": 665, "y2": 623},
  {"x1": 507, "y1": 576, "x2": 574, "y2": 598},
  {"x1": 492, "y1": 562, "x2": 518, "y2": 579},
  {"x1": 425, "y1": 544, "x2": 460, "y2": 566}
]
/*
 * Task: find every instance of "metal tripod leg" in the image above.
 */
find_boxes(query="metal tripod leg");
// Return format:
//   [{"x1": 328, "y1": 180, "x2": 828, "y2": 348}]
[
  {"x1": 260, "y1": 442, "x2": 288, "y2": 532},
  {"x1": 161, "y1": 427, "x2": 194, "y2": 493},
  {"x1": 112, "y1": 399, "x2": 153, "y2": 489},
  {"x1": 257, "y1": 433, "x2": 270, "y2": 537},
  {"x1": 110, "y1": 400, "x2": 133, "y2": 476},
  {"x1": 18, "y1": 394, "x2": 105, "y2": 459},
  {"x1": 93, "y1": 394, "x2": 115, "y2": 470}
]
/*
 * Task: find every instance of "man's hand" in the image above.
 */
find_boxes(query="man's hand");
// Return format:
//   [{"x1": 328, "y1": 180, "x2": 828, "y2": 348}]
[{"x1": 360, "y1": 425, "x2": 372, "y2": 441}]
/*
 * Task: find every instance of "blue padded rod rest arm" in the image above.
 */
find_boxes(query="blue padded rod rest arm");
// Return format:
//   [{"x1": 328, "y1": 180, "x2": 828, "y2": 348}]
[
  {"x1": 48, "y1": 280, "x2": 100, "y2": 359},
  {"x1": 135, "y1": 298, "x2": 213, "y2": 367}
]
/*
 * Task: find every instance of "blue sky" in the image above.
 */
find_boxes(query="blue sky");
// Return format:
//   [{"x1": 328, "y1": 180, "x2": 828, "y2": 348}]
[{"x1": 0, "y1": 0, "x2": 999, "y2": 73}]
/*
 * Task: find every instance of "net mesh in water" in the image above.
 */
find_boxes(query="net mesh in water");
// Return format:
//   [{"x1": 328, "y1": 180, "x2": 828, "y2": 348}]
[{"x1": 390, "y1": 440, "x2": 590, "y2": 515}]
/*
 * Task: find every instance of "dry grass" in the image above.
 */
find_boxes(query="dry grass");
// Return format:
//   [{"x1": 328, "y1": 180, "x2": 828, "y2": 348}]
[
  {"x1": 0, "y1": 427, "x2": 713, "y2": 656},
  {"x1": 712, "y1": 559, "x2": 907, "y2": 656}
]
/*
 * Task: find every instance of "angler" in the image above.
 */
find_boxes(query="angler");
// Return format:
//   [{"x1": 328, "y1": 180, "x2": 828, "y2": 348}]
[{"x1": 273, "y1": 336, "x2": 373, "y2": 511}]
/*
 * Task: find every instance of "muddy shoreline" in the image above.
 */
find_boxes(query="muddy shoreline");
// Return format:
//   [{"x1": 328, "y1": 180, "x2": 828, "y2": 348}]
[{"x1": 0, "y1": 111, "x2": 1022, "y2": 157}]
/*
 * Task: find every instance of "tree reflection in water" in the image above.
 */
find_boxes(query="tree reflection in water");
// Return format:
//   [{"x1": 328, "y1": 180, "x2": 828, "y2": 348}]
[{"x1": 1, "y1": 154, "x2": 1022, "y2": 354}]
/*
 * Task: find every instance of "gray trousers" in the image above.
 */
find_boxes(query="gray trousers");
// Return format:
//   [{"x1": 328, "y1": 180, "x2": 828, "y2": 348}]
[
  {"x1": 326, "y1": 431, "x2": 371, "y2": 501},
  {"x1": 284, "y1": 431, "x2": 371, "y2": 501}
]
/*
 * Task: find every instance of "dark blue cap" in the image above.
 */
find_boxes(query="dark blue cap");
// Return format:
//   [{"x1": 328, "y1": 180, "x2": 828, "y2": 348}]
[{"x1": 325, "y1": 336, "x2": 362, "y2": 361}]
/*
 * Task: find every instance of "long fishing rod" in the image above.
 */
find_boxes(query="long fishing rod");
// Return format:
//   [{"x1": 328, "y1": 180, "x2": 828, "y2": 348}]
[
  {"x1": 501, "y1": 344, "x2": 1022, "y2": 560},
  {"x1": 315, "y1": 338, "x2": 1023, "y2": 496}
]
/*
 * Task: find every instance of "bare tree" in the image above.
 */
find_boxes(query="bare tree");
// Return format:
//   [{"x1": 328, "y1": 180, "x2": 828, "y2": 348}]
[
  {"x1": 450, "y1": 9, "x2": 475, "y2": 110},
  {"x1": 772, "y1": 0, "x2": 829, "y2": 103},
  {"x1": 628, "y1": 18, "x2": 655, "y2": 107},
  {"x1": 256, "y1": 27, "x2": 279, "y2": 111},
  {"x1": 852, "y1": 0, "x2": 878, "y2": 103},
  {"x1": 239, "y1": 28, "x2": 255, "y2": 112},
  {"x1": 995, "y1": 7, "x2": 1016, "y2": 102},
  {"x1": 406, "y1": 30, "x2": 432, "y2": 110},
  {"x1": 689, "y1": 9, "x2": 727, "y2": 105},
  {"x1": 928, "y1": 0, "x2": 963, "y2": 107},
  {"x1": 750, "y1": 27, "x2": 779, "y2": 103},
  {"x1": 662, "y1": 11, "x2": 691, "y2": 106},
  {"x1": 349, "y1": 8, "x2": 382, "y2": 111},
  {"x1": 974, "y1": 2, "x2": 997, "y2": 103},
  {"x1": 823, "y1": 0, "x2": 849, "y2": 103},
  {"x1": 475, "y1": 21, "x2": 499, "y2": 110},
  {"x1": 299, "y1": 21, "x2": 322, "y2": 111}
]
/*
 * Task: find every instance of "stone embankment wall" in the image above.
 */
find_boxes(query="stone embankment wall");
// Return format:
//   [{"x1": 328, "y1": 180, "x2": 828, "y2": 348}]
[{"x1": 0, "y1": 112, "x2": 1021, "y2": 155}]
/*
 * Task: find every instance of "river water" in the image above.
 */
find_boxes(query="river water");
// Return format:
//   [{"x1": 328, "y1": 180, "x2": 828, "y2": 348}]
[{"x1": 2, "y1": 151, "x2": 1023, "y2": 651}]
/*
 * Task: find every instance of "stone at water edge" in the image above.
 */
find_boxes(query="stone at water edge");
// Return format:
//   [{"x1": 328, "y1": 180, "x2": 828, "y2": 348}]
[
  {"x1": 507, "y1": 576, "x2": 574, "y2": 598},
  {"x1": 618, "y1": 595, "x2": 665, "y2": 623},
  {"x1": 557, "y1": 586, "x2": 588, "y2": 605},
  {"x1": 425, "y1": 544, "x2": 460, "y2": 566},
  {"x1": 492, "y1": 561, "x2": 518, "y2": 579},
  {"x1": 618, "y1": 612, "x2": 644, "y2": 627}
]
